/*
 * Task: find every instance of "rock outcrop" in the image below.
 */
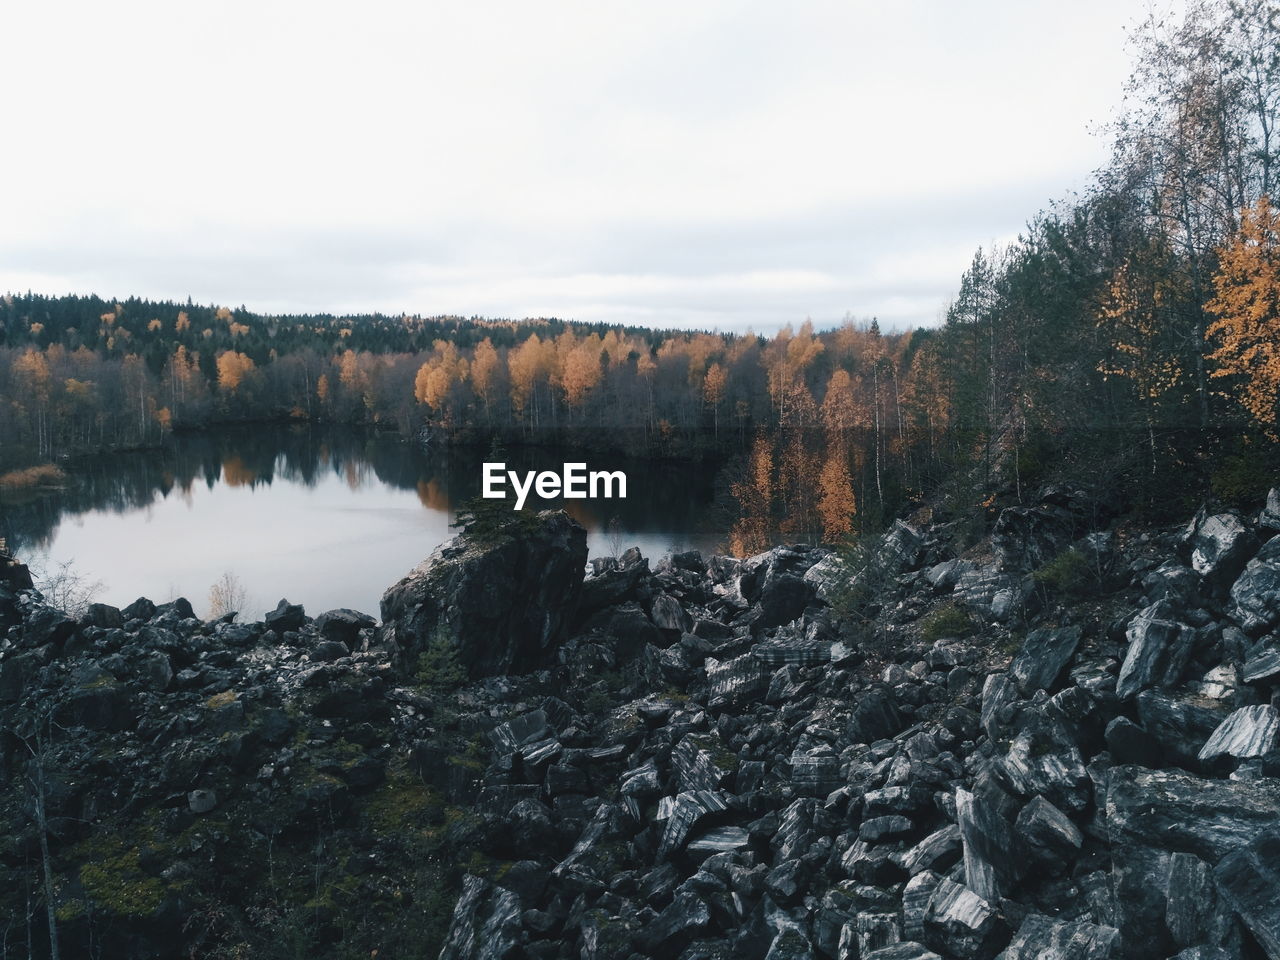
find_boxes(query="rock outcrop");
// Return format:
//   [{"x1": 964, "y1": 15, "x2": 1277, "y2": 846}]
[{"x1": 380, "y1": 509, "x2": 587, "y2": 678}]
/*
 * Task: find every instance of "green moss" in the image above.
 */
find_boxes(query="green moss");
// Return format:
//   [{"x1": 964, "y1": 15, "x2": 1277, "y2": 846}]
[
  {"x1": 78, "y1": 843, "x2": 166, "y2": 917},
  {"x1": 205, "y1": 689, "x2": 238, "y2": 709},
  {"x1": 921, "y1": 604, "x2": 974, "y2": 644},
  {"x1": 689, "y1": 734, "x2": 740, "y2": 772}
]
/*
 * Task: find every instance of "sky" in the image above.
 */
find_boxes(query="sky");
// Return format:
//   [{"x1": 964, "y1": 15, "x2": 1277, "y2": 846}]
[{"x1": 0, "y1": 0, "x2": 1159, "y2": 333}]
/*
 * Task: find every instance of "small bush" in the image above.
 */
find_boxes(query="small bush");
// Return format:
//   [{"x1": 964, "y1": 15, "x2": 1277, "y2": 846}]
[
  {"x1": 920, "y1": 604, "x2": 974, "y2": 644},
  {"x1": 1032, "y1": 548, "x2": 1095, "y2": 598},
  {"x1": 415, "y1": 626, "x2": 467, "y2": 694}
]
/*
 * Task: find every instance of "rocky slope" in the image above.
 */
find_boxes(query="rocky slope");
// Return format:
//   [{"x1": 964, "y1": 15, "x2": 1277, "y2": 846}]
[{"x1": 2, "y1": 489, "x2": 1280, "y2": 959}]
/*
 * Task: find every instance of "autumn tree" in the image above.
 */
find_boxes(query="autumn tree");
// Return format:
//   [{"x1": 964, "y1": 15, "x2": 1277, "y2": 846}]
[{"x1": 1206, "y1": 195, "x2": 1280, "y2": 432}]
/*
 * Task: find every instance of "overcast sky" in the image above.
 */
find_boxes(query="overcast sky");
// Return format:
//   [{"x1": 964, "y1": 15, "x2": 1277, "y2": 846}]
[{"x1": 0, "y1": 0, "x2": 1157, "y2": 333}]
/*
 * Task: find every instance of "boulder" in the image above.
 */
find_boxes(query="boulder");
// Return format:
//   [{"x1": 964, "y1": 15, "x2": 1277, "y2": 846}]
[
  {"x1": 380, "y1": 510, "x2": 587, "y2": 678},
  {"x1": 1213, "y1": 830, "x2": 1280, "y2": 958},
  {"x1": 1106, "y1": 765, "x2": 1280, "y2": 863},
  {"x1": 1116, "y1": 602, "x2": 1195, "y2": 699},
  {"x1": 1000, "y1": 914, "x2": 1118, "y2": 960},
  {"x1": 1228, "y1": 537, "x2": 1280, "y2": 635},
  {"x1": 580, "y1": 548, "x2": 650, "y2": 617},
  {"x1": 264, "y1": 598, "x2": 306, "y2": 633},
  {"x1": 314, "y1": 608, "x2": 376, "y2": 648},
  {"x1": 1260, "y1": 487, "x2": 1280, "y2": 533},
  {"x1": 1009, "y1": 625, "x2": 1083, "y2": 695},
  {"x1": 1197, "y1": 704, "x2": 1279, "y2": 761},
  {"x1": 1186, "y1": 512, "x2": 1257, "y2": 587},
  {"x1": 992, "y1": 505, "x2": 1076, "y2": 572},
  {"x1": 439, "y1": 875, "x2": 523, "y2": 960}
]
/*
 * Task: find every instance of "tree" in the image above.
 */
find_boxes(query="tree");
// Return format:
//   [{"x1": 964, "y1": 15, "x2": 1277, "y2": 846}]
[
  {"x1": 817, "y1": 441, "x2": 857, "y2": 542},
  {"x1": 1206, "y1": 195, "x2": 1280, "y2": 432}
]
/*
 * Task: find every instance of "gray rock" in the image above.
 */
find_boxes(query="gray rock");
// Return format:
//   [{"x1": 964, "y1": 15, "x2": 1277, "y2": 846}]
[
  {"x1": 1243, "y1": 643, "x2": 1280, "y2": 684},
  {"x1": 188, "y1": 788, "x2": 217, "y2": 814},
  {"x1": 1261, "y1": 487, "x2": 1280, "y2": 532},
  {"x1": 922, "y1": 877, "x2": 1004, "y2": 960},
  {"x1": 636, "y1": 890, "x2": 711, "y2": 955},
  {"x1": 1014, "y1": 795, "x2": 1082, "y2": 863},
  {"x1": 659, "y1": 790, "x2": 732, "y2": 857},
  {"x1": 1197, "y1": 704, "x2": 1280, "y2": 761},
  {"x1": 1106, "y1": 765, "x2": 1280, "y2": 863},
  {"x1": 1116, "y1": 601, "x2": 1195, "y2": 699},
  {"x1": 1137, "y1": 690, "x2": 1232, "y2": 767},
  {"x1": 314, "y1": 608, "x2": 376, "y2": 647},
  {"x1": 439, "y1": 875, "x2": 522, "y2": 960},
  {"x1": 705, "y1": 653, "x2": 771, "y2": 710},
  {"x1": 999, "y1": 913, "x2": 1119, "y2": 960},
  {"x1": 993, "y1": 504, "x2": 1076, "y2": 572},
  {"x1": 264, "y1": 598, "x2": 306, "y2": 632},
  {"x1": 1228, "y1": 537, "x2": 1280, "y2": 636},
  {"x1": 955, "y1": 565, "x2": 1028, "y2": 622},
  {"x1": 1188, "y1": 512, "x2": 1258, "y2": 586},
  {"x1": 651, "y1": 592, "x2": 694, "y2": 633},
  {"x1": 1213, "y1": 830, "x2": 1280, "y2": 958},
  {"x1": 956, "y1": 788, "x2": 1020, "y2": 903},
  {"x1": 1165, "y1": 852, "x2": 1219, "y2": 951},
  {"x1": 864, "y1": 945, "x2": 943, "y2": 960},
  {"x1": 1010, "y1": 626, "x2": 1083, "y2": 694},
  {"x1": 381, "y1": 510, "x2": 587, "y2": 678}
]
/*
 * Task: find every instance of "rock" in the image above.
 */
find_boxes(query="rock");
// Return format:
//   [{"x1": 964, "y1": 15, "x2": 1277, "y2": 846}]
[
  {"x1": 580, "y1": 548, "x2": 650, "y2": 616},
  {"x1": 439, "y1": 875, "x2": 523, "y2": 960},
  {"x1": 673, "y1": 733, "x2": 738, "y2": 792},
  {"x1": 1261, "y1": 488, "x2": 1280, "y2": 532},
  {"x1": 1197, "y1": 704, "x2": 1280, "y2": 761},
  {"x1": 847, "y1": 686, "x2": 905, "y2": 744},
  {"x1": 659, "y1": 791, "x2": 733, "y2": 857},
  {"x1": 651, "y1": 593, "x2": 693, "y2": 633},
  {"x1": 955, "y1": 566, "x2": 1028, "y2": 622},
  {"x1": 1243, "y1": 643, "x2": 1280, "y2": 684},
  {"x1": 636, "y1": 890, "x2": 711, "y2": 955},
  {"x1": 687, "y1": 826, "x2": 750, "y2": 858},
  {"x1": 956, "y1": 788, "x2": 1020, "y2": 903},
  {"x1": 1116, "y1": 601, "x2": 1195, "y2": 699},
  {"x1": 1000, "y1": 913, "x2": 1119, "y2": 960},
  {"x1": 1009, "y1": 626, "x2": 1083, "y2": 695},
  {"x1": 1227, "y1": 537, "x2": 1280, "y2": 636},
  {"x1": 1014, "y1": 796, "x2": 1082, "y2": 863},
  {"x1": 314, "y1": 608, "x2": 376, "y2": 648},
  {"x1": 704, "y1": 653, "x2": 771, "y2": 710},
  {"x1": 1141, "y1": 561, "x2": 1202, "y2": 606},
  {"x1": 1106, "y1": 766, "x2": 1280, "y2": 863},
  {"x1": 993, "y1": 505, "x2": 1076, "y2": 572},
  {"x1": 264, "y1": 598, "x2": 306, "y2": 632},
  {"x1": 896, "y1": 825, "x2": 963, "y2": 876},
  {"x1": 1187, "y1": 512, "x2": 1257, "y2": 586},
  {"x1": 311, "y1": 640, "x2": 349, "y2": 662},
  {"x1": 83, "y1": 602, "x2": 123, "y2": 629},
  {"x1": 1165, "y1": 852, "x2": 1219, "y2": 951},
  {"x1": 864, "y1": 945, "x2": 943, "y2": 960},
  {"x1": 921, "y1": 877, "x2": 1004, "y2": 959},
  {"x1": 188, "y1": 789, "x2": 217, "y2": 814},
  {"x1": 1136, "y1": 690, "x2": 1231, "y2": 767},
  {"x1": 381, "y1": 510, "x2": 587, "y2": 678},
  {"x1": 923, "y1": 559, "x2": 976, "y2": 592},
  {"x1": 1212, "y1": 830, "x2": 1280, "y2": 958}
]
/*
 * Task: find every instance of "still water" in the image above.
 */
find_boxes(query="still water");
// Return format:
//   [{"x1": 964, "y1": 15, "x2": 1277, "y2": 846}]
[{"x1": 0, "y1": 425, "x2": 726, "y2": 620}]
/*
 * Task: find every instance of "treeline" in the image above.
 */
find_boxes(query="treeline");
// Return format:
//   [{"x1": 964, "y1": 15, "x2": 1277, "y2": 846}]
[
  {"x1": 0, "y1": 296, "x2": 940, "y2": 549},
  {"x1": 923, "y1": 0, "x2": 1280, "y2": 526},
  {"x1": 3, "y1": 0, "x2": 1279, "y2": 549}
]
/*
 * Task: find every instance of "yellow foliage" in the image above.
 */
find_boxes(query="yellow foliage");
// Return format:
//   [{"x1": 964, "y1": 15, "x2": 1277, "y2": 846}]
[{"x1": 1206, "y1": 197, "x2": 1280, "y2": 433}]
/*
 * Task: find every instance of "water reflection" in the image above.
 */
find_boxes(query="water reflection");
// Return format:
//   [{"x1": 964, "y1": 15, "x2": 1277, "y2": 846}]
[{"x1": 0, "y1": 425, "x2": 725, "y2": 620}]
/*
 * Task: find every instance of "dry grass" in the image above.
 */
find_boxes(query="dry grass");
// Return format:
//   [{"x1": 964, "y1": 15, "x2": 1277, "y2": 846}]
[{"x1": 0, "y1": 463, "x2": 67, "y2": 491}]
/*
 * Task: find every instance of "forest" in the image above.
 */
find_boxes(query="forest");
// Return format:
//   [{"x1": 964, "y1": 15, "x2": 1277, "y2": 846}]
[{"x1": 2, "y1": 0, "x2": 1279, "y2": 552}]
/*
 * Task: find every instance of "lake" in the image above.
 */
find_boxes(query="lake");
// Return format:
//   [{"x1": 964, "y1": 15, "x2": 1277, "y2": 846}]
[{"x1": 0, "y1": 425, "x2": 727, "y2": 621}]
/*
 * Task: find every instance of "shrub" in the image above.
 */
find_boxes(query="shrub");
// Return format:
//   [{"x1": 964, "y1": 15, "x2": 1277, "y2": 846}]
[
  {"x1": 415, "y1": 626, "x2": 467, "y2": 694},
  {"x1": 920, "y1": 604, "x2": 974, "y2": 644},
  {"x1": 1032, "y1": 547, "x2": 1095, "y2": 598}
]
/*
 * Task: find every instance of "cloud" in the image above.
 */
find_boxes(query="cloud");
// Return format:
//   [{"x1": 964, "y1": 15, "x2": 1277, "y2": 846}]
[{"x1": 0, "y1": 0, "x2": 1152, "y2": 331}]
